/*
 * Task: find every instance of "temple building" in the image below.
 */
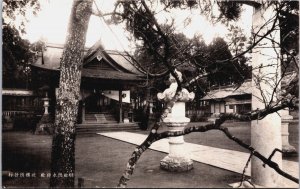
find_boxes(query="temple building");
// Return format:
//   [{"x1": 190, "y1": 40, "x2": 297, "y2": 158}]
[{"x1": 30, "y1": 41, "x2": 147, "y2": 131}]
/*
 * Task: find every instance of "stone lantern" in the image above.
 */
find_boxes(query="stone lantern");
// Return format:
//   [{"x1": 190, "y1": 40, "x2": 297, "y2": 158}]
[
  {"x1": 157, "y1": 69, "x2": 195, "y2": 172},
  {"x1": 35, "y1": 91, "x2": 53, "y2": 135}
]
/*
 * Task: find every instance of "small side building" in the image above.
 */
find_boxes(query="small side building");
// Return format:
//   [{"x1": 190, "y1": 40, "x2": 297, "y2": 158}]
[
  {"x1": 200, "y1": 80, "x2": 252, "y2": 121},
  {"x1": 2, "y1": 88, "x2": 43, "y2": 131},
  {"x1": 197, "y1": 71, "x2": 298, "y2": 122}
]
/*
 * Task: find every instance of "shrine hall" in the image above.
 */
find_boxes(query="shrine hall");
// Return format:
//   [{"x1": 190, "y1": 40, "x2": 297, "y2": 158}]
[{"x1": 31, "y1": 41, "x2": 146, "y2": 130}]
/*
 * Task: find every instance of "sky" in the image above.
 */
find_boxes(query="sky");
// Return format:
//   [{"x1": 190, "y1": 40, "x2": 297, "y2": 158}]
[{"x1": 23, "y1": 0, "x2": 253, "y2": 52}]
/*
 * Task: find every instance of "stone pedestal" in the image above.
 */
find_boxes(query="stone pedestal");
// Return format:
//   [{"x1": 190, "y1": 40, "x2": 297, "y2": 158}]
[
  {"x1": 281, "y1": 122, "x2": 297, "y2": 155},
  {"x1": 157, "y1": 70, "x2": 195, "y2": 172},
  {"x1": 160, "y1": 102, "x2": 193, "y2": 172},
  {"x1": 281, "y1": 109, "x2": 297, "y2": 156}
]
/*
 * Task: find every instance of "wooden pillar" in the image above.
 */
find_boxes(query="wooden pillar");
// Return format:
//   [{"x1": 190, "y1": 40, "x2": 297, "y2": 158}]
[
  {"x1": 82, "y1": 102, "x2": 85, "y2": 123},
  {"x1": 119, "y1": 89, "x2": 123, "y2": 123},
  {"x1": 214, "y1": 102, "x2": 216, "y2": 113}
]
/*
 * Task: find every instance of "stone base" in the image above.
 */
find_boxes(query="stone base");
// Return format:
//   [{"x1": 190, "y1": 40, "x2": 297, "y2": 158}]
[
  {"x1": 229, "y1": 181, "x2": 264, "y2": 188},
  {"x1": 123, "y1": 118, "x2": 130, "y2": 123},
  {"x1": 3, "y1": 122, "x2": 14, "y2": 131},
  {"x1": 282, "y1": 145, "x2": 298, "y2": 157},
  {"x1": 160, "y1": 156, "x2": 193, "y2": 172},
  {"x1": 35, "y1": 114, "x2": 54, "y2": 135}
]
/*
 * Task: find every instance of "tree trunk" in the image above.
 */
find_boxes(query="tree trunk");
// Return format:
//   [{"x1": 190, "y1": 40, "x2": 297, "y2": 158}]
[{"x1": 50, "y1": 0, "x2": 92, "y2": 187}]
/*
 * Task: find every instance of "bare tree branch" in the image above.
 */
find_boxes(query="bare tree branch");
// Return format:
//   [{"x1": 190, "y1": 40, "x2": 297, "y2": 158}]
[
  {"x1": 215, "y1": 7, "x2": 280, "y2": 64},
  {"x1": 117, "y1": 95, "x2": 298, "y2": 187}
]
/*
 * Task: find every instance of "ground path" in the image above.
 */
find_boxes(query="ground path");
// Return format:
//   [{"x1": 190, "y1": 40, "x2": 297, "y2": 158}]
[{"x1": 98, "y1": 131, "x2": 299, "y2": 188}]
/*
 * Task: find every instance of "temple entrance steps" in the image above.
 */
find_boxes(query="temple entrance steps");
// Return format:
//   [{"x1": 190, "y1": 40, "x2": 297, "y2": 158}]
[
  {"x1": 76, "y1": 122, "x2": 141, "y2": 134},
  {"x1": 84, "y1": 113, "x2": 118, "y2": 124}
]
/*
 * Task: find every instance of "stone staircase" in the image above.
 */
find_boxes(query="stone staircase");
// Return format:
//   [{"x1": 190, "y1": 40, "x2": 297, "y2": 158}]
[
  {"x1": 84, "y1": 113, "x2": 118, "y2": 124},
  {"x1": 76, "y1": 122, "x2": 141, "y2": 134},
  {"x1": 77, "y1": 113, "x2": 140, "y2": 134}
]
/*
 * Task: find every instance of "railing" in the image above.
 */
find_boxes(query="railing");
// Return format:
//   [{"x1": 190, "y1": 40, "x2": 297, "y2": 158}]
[
  {"x1": 2, "y1": 110, "x2": 37, "y2": 122},
  {"x1": 3, "y1": 111, "x2": 28, "y2": 117}
]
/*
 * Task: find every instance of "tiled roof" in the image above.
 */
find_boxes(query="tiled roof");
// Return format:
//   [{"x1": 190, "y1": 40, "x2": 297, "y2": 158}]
[
  {"x1": 82, "y1": 69, "x2": 144, "y2": 81},
  {"x1": 106, "y1": 50, "x2": 144, "y2": 74},
  {"x1": 202, "y1": 80, "x2": 251, "y2": 100},
  {"x1": 202, "y1": 71, "x2": 298, "y2": 100},
  {"x1": 83, "y1": 40, "x2": 145, "y2": 75},
  {"x1": 32, "y1": 62, "x2": 145, "y2": 81},
  {"x1": 2, "y1": 89, "x2": 35, "y2": 96},
  {"x1": 32, "y1": 42, "x2": 145, "y2": 80},
  {"x1": 201, "y1": 89, "x2": 234, "y2": 100}
]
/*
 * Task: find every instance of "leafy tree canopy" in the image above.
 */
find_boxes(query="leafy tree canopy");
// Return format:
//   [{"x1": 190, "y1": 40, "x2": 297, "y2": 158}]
[
  {"x1": 115, "y1": 0, "x2": 251, "y2": 96},
  {"x1": 3, "y1": 0, "x2": 40, "y2": 34},
  {"x1": 112, "y1": 0, "x2": 296, "y2": 95},
  {"x1": 2, "y1": 0, "x2": 42, "y2": 89}
]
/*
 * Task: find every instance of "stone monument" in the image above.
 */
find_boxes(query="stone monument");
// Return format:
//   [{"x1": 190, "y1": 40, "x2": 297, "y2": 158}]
[
  {"x1": 157, "y1": 69, "x2": 195, "y2": 172},
  {"x1": 35, "y1": 92, "x2": 54, "y2": 134}
]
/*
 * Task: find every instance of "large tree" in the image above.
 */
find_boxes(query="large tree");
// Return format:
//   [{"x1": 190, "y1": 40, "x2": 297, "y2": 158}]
[{"x1": 49, "y1": 0, "x2": 93, "y2": 187}]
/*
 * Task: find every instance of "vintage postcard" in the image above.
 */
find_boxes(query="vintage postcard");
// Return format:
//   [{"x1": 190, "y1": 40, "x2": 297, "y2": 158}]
[{"x1": 2, "y1": 0, "x2": 299, "y2": 188}]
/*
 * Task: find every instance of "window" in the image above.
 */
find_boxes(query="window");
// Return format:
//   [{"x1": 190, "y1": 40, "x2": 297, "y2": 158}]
[{"x1": 229, "y1": 105, "x2": 234, "y2": 109}]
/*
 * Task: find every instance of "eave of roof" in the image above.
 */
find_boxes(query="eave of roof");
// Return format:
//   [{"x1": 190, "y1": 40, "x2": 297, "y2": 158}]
[
  {"x1": 31, "y1": 64, "x2": 145, "y2": 81},
  {"x1": 2, "y1": 89, "x2": 35, "y2": 96},
  {"x1": 201, "y1": 90, "x2": 234, "y2": 100},
  {"x1": 201, "y1": 80, "x2": 252, "y2": 100},
  {"x1": 32, "y1": 58, "x2": 59, "y2": 71},
  {"x1": 33, "y1": 42, "x2": 146, "y2": 77},
  {"x1": 82, "y1": 68, "x2": 145, "y2": 81}
]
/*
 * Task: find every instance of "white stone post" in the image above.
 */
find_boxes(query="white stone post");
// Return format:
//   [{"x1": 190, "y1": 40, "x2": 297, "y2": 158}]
[
  {"x1": 149, "y1": 100, "x2": 154, "y2": 114},
  {"x1": 251, "y1": 4, "x2": 282, "y2": 187},
  {"x1": 42, "y1": 92, "x2": 50, "y2": 115},
  {"x1": 281, "y1": 108, "x2": 297, "y2": 155},
  {"x1": 157, "y1": 70, "x2": 195, "y2": 172}
]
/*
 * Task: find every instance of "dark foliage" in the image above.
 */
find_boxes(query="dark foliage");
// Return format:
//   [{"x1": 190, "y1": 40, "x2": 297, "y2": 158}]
[
  {"x1": 2, "y1": 0, "x2": 42, "y2": 89},
  {"x1": 217, "y1": 1, "x2": 242, "y2": 21},
  {"x1": 2, "y1": 26, "x2": 33, "y2": 88}
]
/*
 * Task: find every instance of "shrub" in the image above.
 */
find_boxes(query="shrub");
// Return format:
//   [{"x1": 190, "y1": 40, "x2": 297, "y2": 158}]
[{"x1": 13, "y1": 113, "x2": 39, "y2": 131}]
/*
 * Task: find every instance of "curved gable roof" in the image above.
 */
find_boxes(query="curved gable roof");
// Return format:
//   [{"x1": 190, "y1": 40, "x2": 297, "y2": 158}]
[
  {"x1": 31, "y1": 42, "x2": 146, "y2": 81},
  {"x1": 83, "y1": 40, "x2": 145, "y2": 75}
]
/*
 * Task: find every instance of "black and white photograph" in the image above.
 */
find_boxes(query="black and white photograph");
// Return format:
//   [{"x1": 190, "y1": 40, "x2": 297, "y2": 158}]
[{"x1": 2, "y1": 0, "x2": 299, "y2": 188}]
